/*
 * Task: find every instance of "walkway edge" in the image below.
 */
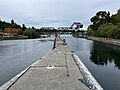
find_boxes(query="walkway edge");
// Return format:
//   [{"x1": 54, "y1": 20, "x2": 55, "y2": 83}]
[
  {"x1": 0, "y1": 46, "x2": 58, "y2": 90},
  {"x1": 73, "y1": 53, "x2": 104, "y2": 90},
  {"x1": 0, "y1": 67, "x2": 30, "y2": 90},
  {"x1": 0, "y1": 49, "x2": 54, "y2": 90}
]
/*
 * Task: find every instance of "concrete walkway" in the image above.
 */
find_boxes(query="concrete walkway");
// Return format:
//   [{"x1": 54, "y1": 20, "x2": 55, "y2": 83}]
[{"x1": 2, "y1": 38, "x2": 90, "y2": 90}]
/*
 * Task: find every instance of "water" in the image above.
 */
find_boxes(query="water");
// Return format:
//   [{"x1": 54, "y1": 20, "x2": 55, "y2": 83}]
[
  {"x1": 1, "y1": 35, "x2": 120, "y2": 90},
  {"x1": 0, "y1": 37, "x2": 54, "y2": 86},
  {"x1": 64, "y1": 35, "x2": 120, "y2": 90}
]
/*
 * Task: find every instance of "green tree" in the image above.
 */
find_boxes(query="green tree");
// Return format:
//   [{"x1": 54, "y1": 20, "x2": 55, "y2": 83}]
[
  {"x1": 22, "y1": 24, "x2": 26, "y2": 31},
  {"x1": 111, "y1": 9, "x2": 120, "y2": 25},
  {"x1": 10, "y1": 23, "x2": 21, "y2": 28},
  {"x1": 90, "y1": 11, "x2": 110, "y2": 31},
  {"x1": 87, "y1": 9, "x2": 120, "y2": 39},
  {"x1": 0, "y1": 20, "x2": 11, "y2": 30},
  {"x1": 23, "y1": 29, "x2": 40, "y2": 39},
  {"x1": 87, "y1": 25, "x2": 94, "y2": 36},
  {"x1": 32, "y1": 26, "x2": 36, "y2": 30},
  {"x1": 11, "y1": 19, "x2": 15, "y2": 25}
]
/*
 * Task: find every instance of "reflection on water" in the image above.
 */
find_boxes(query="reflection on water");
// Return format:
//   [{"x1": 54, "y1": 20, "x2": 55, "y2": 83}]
[
  {"x1": 0, "y1": 37, "x2": 54, "y2": 86},
  {"x1": 90, "y1": 42, "x2": 120, "y2": 69},
  {"x1": 65, "y1": 35, "x2": 120, "y2": 90}
]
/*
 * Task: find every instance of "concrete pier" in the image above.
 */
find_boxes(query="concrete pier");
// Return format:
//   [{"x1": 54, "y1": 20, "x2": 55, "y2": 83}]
[{"x1": 1, "y1": 37, "x2": 90, "y2": 90}]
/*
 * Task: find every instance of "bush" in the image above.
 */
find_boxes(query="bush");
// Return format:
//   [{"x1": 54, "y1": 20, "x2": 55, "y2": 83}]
[
  {"x1": 4, "y1": 27, "x2": 23, "y2": 35},
  {"x1": 23, "y1": 29, "x2": 40, "y2": 39},
  {"x1": 87, "y1": 28, "x2": 94, "y2": 36}
]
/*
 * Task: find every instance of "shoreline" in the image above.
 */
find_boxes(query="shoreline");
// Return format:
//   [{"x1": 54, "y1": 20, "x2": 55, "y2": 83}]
[
  {"x1": 87, "y1": 37, "x2": 120, "y2": 47},
  {"x1": 0, "y1": 36, "x2": 28, "y2": 40}
]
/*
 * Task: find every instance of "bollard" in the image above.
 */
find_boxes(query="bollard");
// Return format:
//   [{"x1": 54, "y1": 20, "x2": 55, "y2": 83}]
[{"x1": 63, "y1": 39, "x2": 67, "y2": 45}]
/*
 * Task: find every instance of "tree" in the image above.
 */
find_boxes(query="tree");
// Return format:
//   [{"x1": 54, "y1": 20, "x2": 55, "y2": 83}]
[
  {"x1": 4, "y1": 27, "x2": 23, "y2": 35},
  {"x1": 0, "y1": 20, "x2": 11, "y2": 30},
  {"x1": 11, "y1": 19, "x2": 15, "y2": 25},
  {"x1": 10, "y1": 23, "x2": 21, "y2": 28},
  {"x1": 32, "y1": 26, "x2": 36, "y2": 30},
  {"x1": 23, "y1": 29, "x2": 40, "y2": 39},
  {"x1": 22, "y1": 24, "x2": 26, "y2": 31},
  {"x1": 87, "y1": 9, "x2": 120, "y2": 39},
  {"x1": 87, "y1": 25, "x2": 94, "y2": 36},
  {"x1": 111, "y1": 9, "x2": 120, "y2": 25},
  {"x1": 90, "y1": 11, "x2": 110, "y2": 31}
]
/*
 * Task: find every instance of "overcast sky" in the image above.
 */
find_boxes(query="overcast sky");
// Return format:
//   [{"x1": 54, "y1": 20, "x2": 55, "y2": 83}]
[{"x1": 0, "y1": 0, "x2": 120, "y2": 29}]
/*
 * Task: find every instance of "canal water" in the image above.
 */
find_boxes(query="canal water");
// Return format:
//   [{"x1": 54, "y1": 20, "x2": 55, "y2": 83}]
[
  {"x1": 64, "y1": 35, "x2": 120, "y2": 90},
  {"x1": 0, "y1": 37, "x2": 54, "y2": 86},
  {"x1": 1, "y1": 35, "x2": 120, "y2": 90}
]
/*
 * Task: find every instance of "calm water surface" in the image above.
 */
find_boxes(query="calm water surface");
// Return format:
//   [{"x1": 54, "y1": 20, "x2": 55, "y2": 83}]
[
  {"x1": 1, "y1": 35, "x2": 120, "y2": 90},
  {"x1": 63, "y1": 35, "x2": 120, "y2": 90},
  {"x1": 0, "y1": 37, "x2": 54, "y2": 86}
]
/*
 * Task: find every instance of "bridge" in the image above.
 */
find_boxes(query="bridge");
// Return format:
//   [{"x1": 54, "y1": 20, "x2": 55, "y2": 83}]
[{"x1": 39, "y1": 22, "x2": 87, "y2": 38}]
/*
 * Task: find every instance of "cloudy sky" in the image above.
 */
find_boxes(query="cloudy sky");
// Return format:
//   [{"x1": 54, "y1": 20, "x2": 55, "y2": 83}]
[{"x1": 0, "y1": 0, "x2": 120, "y2": 29}]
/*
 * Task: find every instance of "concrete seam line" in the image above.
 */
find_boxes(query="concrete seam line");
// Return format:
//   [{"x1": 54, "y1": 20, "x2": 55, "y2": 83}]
[
  {"x1": 32, "y1": 48, "x2": 55, "y2": 66},
  {"x1": 64, "y1": 53, "x2": 69, "y2": 77},
  {"x1": 31, "y1": 65, "x2": 67, "y2": 68},
  {"x1": 72, "y1": 53, "x2": 104, "y2": 90}
]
